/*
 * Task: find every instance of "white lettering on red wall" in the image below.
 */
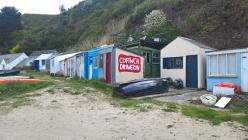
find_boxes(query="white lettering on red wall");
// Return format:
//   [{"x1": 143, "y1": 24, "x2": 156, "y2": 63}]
[{"x1": 118, "y1": 54, "x2": 141, "y2": 73}]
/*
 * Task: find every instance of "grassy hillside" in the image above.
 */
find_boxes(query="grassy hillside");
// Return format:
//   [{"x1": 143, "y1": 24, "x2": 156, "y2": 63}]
[
  {"x1": 22, "y1": 14, "x2": 55, "y2": 28},
  {"x1": 14, "y1": 0, "x2": 248, "y2": 53}
]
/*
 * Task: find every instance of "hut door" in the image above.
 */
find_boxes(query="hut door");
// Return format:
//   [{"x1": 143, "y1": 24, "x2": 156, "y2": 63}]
[
  {"x1": 143, "y1": 51, "x2": 152, "y2": 77},
  {"x1": 186, "y1": 55, "x2": 198, "y2": 88},
  {"x1": 106, "y1": 53, "x2": 112, "y2": 83},
  {"x1": 34, "y1": 60, "x2": 39, "y2": 71},
  {"x1": 241, "y1": 53, "x2": 248, "y2": 92}
]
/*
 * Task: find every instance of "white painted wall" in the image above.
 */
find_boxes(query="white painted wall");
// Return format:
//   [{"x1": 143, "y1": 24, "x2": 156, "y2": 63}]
[
  {"x1": 50, "y1": 53, "x2": 80, "y2": 75},
  {"x1": 160, "y1": 37, "x2": 210, "y2": 88},
  {"x1": 115, "y1": 48, "x2": 144, "y2": 83},
  {"x1": 66, "y1": 56, "x2": 77, "y2": 77},
  {"x1": 38, "y1": 59, "x2": 46, "y2": 71},
  {"x1": 77, "y1": 55, "x2": 84, "y2": 79},
  {"x1": 0, "y1": 60, "x2": 7, "y2": 70},
  {"x1": 59, "y1": 60, "x2": 66, "y2": 76},
  {"x1": 35, "y1": 54, "x2": 53, "y2": 71}
]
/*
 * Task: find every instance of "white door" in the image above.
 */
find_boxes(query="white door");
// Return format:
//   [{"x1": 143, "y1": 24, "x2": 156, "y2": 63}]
[{"x1": 241, "y1": 53, "x2": 248, "y2": 92}]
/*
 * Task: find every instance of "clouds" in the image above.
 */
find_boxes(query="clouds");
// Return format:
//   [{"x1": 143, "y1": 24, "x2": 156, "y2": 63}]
[{"x1": 0, "y1": 0, "x2": 82, "y2": 14}]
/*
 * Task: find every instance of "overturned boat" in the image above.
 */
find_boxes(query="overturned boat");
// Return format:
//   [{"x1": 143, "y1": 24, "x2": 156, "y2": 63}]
[
  {"x1": 0, "y1": 70, "x2": 20, "y2": 77},
  {"x1": 114, "y1": 78, "x2": 169, "y2": 97}
]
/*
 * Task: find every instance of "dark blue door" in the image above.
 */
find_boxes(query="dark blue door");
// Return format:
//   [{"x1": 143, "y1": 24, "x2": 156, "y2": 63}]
[
  {"x1": 84, "y1": 52, "x2": 89, "y2": 79},
  {"x1": 186, "y1": 55, "x2": 198, "y2": 88},
  {"x1": 34, "y1": 60, "x2": 39, "y2": 71}
]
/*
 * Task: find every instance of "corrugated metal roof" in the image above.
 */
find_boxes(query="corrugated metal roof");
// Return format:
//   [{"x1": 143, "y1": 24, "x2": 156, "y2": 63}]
[
  {"x1": 179, "y1": 37, "x2": 216, "y2": 50},
  {"x1": 206, "y1": 48, "x2": 248, "y2": 55},
  {"x1": 35, "y1": 53, "x2": 53, "y2": 60},
  {"x1": 30, "y1": 50, "x2": 58, "y2": 57},
  {"x1": 0, "y1": 53, "x2": 25, "y2": 64},
  {"x1": 56, "y1": 52, "x2": 81, "y2": 62}
]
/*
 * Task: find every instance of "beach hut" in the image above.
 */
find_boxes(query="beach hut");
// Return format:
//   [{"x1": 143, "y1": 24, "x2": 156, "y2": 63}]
[
  {"x1": 160, "y1": 37, "x2": 215, "y2": 88},
  {"x1": 50, "y1": 53, "x2": 79, "y2": 76},
  {"x1": 34, "y1": 53, "x2": 54, "y2": 72},
  {"x1": 58, "y1": 52, "x2": 82, "y2": 77},
  {"x1": 112, "y1": 47, "x2": 144, "y2": 84},
  {"x1": 206, "y1": 48, "x2": 248, "y2": 93},
  {"x1": 83, "y1": 45, "x2": 144, "y2": 84},
  {"x1": 63, "y1": 52, "x2": 84, "y2": 78},
  {"x1": 120, "y1": 40, "x2": 163, "y2": 78},
  {"x1": 27, "y1": 50, "x2": 58, "y2": 67},
  {"x1": 84, "y1": 48, "x2": 100, "y2": 80},
  {"x1": 0, "y1": 53, "x2": 28, "y2": 70},
  {"x1": 98, "y1": 44, "x2": 114, "y2": 83}
]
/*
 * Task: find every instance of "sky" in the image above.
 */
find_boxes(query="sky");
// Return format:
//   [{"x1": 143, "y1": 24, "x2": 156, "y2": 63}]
[{"x1": 0, "y1": 0, "x2": 83, "y2": 15}]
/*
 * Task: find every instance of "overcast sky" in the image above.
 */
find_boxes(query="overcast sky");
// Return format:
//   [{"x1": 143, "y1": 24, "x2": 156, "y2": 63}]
[{"x1": 0, "y1": 0, "x2": 83, "y2": 15}]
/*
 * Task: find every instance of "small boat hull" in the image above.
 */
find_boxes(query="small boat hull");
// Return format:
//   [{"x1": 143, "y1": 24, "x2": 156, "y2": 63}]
[
  {"x1": 114, "y1": 78, "x2": 169, "y2": 97},
  {"x1": 0, "y1": 70, "x2": 20, "y2": 77}
]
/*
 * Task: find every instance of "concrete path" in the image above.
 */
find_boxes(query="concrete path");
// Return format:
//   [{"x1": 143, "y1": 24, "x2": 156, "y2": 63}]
[{"x1": 138, "y1": 88, "x2": 211, "y2": 104}]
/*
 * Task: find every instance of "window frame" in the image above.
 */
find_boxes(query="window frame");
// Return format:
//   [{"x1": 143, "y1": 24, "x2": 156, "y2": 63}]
[
  {"x1": 208, "y1": 53, "x2": 237, "y2": 77},
  {"x1": 41, "y1": 60, "x2": 46, "y2": 66},
  {"x1": 93, "y1": 56, "x2": 98, "y2": 68},
  {"x1": 152, "y1": 52, "x2": 160, "y2": 64},
  {"x1": 143, "y1": 52, "x2": 151, "y2": 63},
  {"x1": 163, "y1": 57, "x2": 183, "y2": 69},
  {"x1": 99, "y1": 54, "x2": 104, "y2": 68}
]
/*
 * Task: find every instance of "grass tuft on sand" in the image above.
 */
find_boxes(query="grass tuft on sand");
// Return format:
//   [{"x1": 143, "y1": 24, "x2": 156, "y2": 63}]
[
  {"x1": 0, "y1": 81, "x2": 51, "y2": 109},
  {"x1": 181, "y1": 105, "x2": 248, "y2": 126}
]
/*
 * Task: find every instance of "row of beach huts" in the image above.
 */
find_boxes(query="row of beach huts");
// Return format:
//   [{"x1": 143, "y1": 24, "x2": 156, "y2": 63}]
[{"x1": 0, "y1": 36, "x2": 248, "y2": 93}]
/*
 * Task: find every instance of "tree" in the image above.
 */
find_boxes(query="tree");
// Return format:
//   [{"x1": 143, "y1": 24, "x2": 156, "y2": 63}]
[
  {"x1": 143, "y1": 10, "x2": 178, "y2": 43},
  {"x1": 143, "y1": 10, "x2": 167, "y2": 35},
  {"x1": 10, "y1": 43, "x2": 21, "y2": 54},
  {"x1": 59, "y1": 5, "x2": 67, "y2": 15},
  {"x1": 0, "y1": 7, "x2": 21, "y2": 53}
]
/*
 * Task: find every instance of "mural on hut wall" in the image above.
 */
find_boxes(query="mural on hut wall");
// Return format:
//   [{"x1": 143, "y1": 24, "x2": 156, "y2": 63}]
[
  {"x1": 118, "y1": 54, "x2": 141, "y2": 73},
  {"x1": 83, "y1": 45, "x2": 144, "y2": 84},
  {"x1": 114, "y1": 48, "x2": 144, "y2": 84}
]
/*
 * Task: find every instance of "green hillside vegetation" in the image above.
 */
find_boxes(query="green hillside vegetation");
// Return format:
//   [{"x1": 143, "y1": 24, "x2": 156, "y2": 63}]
[{"x1": 8, "y1": 0, "x2": 248, "y2": 53}]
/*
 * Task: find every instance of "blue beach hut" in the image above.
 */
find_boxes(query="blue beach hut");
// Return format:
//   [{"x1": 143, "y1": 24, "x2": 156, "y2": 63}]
[
  {"x1": 84, "y1": 48, "x2": 100, "y2": 80},
  {"x1": 206, "y1": 48, "x2": 248, "y2": 93}
]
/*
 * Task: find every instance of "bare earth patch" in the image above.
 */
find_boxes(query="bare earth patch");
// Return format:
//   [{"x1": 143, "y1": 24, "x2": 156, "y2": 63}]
[{"x1": 0, "y1": 88, "x2": 247, "y2": 140}]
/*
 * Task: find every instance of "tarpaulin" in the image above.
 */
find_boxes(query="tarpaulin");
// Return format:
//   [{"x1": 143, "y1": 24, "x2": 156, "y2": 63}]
[{"x1": 215, "y1": 82, "x2": 240, "y2": 94}]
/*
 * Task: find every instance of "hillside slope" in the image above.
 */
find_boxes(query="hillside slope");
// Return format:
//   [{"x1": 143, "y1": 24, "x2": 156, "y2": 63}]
[{"x1": 15, "y1": 0, "x2": 248, "y2": 53}]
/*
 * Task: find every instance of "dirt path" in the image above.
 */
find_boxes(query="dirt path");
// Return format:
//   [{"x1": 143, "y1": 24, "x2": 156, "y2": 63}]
[{"x1": 0, "y1": 88, "x2": 247, "y2": 140}]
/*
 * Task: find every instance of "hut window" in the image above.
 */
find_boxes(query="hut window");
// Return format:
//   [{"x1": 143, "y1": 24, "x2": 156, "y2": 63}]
[
  {"x1": 218, "y1": 54, "x2": 226, "y2": 75},
  {"x1": 163, "y1": 57, "x2": 183, "y2": 69},
  {"x1": 227, "y1": 53, "x2": 236, "y2": 75},
  {"x1": 94, "y1": 56, "x2": 98, "y2": 68},
  {"x1": 143, "y1": 52, "x2": 150, "y2": 63},
  {"x1": 209, "y1": 53, "x2": 237, "y2": 76},
  {"x1": 152, "y1": 52, "x2": 160, "y2": 64},
  {"x1": 209, "y1": 55, "x2": 218, "y2": 76},
  {"x1": 99, "y1": 54, "x2": 103, "y2": 68},
  {"x1": 42, "y1": 60, "x2": 45, "y2": 65}
]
